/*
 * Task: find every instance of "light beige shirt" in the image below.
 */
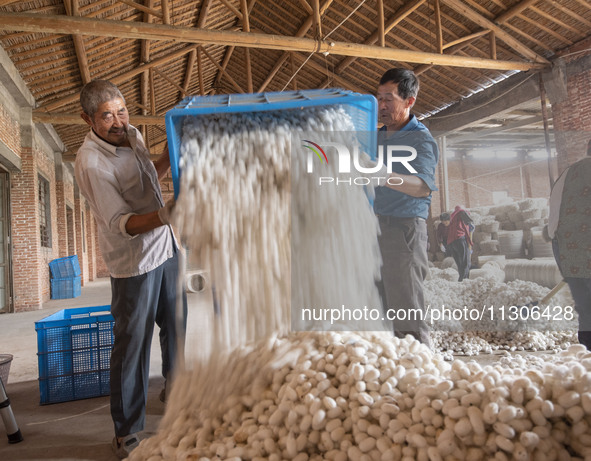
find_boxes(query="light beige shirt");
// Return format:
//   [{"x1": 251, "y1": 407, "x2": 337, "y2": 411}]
[{"x1": 75, "y1": 125, "x2": 175, "y2": 278}]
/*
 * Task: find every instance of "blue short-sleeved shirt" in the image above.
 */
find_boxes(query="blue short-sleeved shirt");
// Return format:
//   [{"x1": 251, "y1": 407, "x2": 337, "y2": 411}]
[{"x1": 373, "y1": 115, "x2": 439, "y2": 219}]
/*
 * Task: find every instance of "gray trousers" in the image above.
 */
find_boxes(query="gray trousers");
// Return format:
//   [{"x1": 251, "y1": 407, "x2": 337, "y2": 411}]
[
  {"x1": 376, "y1": 216, "x2": 431, "y2": 347},
  {"x1": 110, "y1": 251, "x2": 187, "y2": 437}
]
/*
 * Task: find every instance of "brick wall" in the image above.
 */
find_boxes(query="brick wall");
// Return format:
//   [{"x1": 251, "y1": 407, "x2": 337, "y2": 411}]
[
  {"x1": 36, "y1": 142, "x2": 60, "y2": 302},
  {"x1": 11, "y1": 146, "x2": 42, "y2": 310},
  {"x1": 552, "y1": 45, "x2": 591, "y2": 171},
  {"x1": 0, "y1": 103, "x2": 20, "y2": 155},
  {"x1": 430, "y1": 155, "x2": 556, "y2": 220}
]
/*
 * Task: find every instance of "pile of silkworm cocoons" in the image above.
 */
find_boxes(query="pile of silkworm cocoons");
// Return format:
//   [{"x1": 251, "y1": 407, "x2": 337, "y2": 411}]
[
  {"x1": 425, "y1": 266, "x2": 576, "y2": 358},
  {"x1": 129, "y1": 106, "x2": 588, "y2": 460},
  {"x1": 133, "y1": 330, "x2": 591, "y2": 460}
]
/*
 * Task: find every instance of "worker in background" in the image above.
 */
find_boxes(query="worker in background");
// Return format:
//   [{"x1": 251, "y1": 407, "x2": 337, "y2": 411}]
[
  {"x1": 436, "y1": 212, "x2": 451, "y2": 256},
  {"x1": 373, "y1": 68, "x2": 440, "y2": 348},
  {"x1": 446, "y1": 205, "x2": 473, "y2": 282},
  {"x1": 74, "y1": 80, "x2": 187, "y2": 459},
  {"x1": 547, "y1": 140, "x2": 591, "y2": 349}
]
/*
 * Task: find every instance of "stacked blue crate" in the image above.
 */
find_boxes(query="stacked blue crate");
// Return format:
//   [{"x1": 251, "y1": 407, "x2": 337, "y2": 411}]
[{"x1": 49, "y1": 255, "x2": 81, "y2": 299}]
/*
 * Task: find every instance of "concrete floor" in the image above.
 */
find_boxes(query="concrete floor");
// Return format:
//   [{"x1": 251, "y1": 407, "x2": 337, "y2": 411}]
[{"x1": 0, "y1": 277, "x2": 213, "y2": 461}]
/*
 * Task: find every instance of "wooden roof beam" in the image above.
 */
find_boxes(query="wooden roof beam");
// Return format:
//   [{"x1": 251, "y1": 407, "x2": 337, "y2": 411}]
[
  {"x1": 495, "y1": 0, "x2": 539, "y2": 25},
  {"x1": 64, "y1": 0, "x2": 91, "y2": 85},
  {"x1": 297, "y1": 0, "x2": 314, "y2": 16},
  {"x1": 118, "y1": 0, "x2": 163, "y2": 18},
  {"x1": 140, "y1": 0, "x2": 154, "y2": 145},
  {"x1": 197, "y1": 47, "x2": 205, "y2": 95},
  {"x1": 182, "y1": 48, "x2": 197, "y2": 95},
  {"x1": 42, "y1": 44, "x2": 199, "y2": 111},
  {"x1": 154, "y1": 68, "x2": 187, "y2": 97},
  {"x1": 33, "y1": 112, "x2": 164, "y2": 125},
  {"x1": 241, "y1": 0, "x2": 253, "y2": 93},
  {"x1": 201, "y1": 46, "x2": 244, "y2": 93},
  {"x1": 218, "y1": 0, "x2": 243, "y2": 21},
  {"x1": 196, "y1": 0, "x2": 212, "y2": 28},
  {"x1": 441, "y1": 0, "x2": 549, "y2": 64},
  {"x1": 0, "y1": 13, "x2": 547, "y2": 72},
  {"x1": 257, "y1": 0, "x2": 334, "y2": 92},
  {"x1": 212, "y1": 1, "x2": 256, "y2": 91},
  {"x1": 332, "y1": 0, "x2": 428, "y2": 75}
]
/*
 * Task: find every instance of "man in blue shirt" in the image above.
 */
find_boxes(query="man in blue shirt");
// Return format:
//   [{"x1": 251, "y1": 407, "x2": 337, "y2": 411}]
[{"x1": 373, "y1": 68, "x2": 439, "y2": 347}]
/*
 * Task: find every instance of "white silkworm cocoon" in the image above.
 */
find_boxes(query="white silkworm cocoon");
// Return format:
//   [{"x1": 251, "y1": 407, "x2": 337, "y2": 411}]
[
  {"x1": 493, "y1": 422, "x2": 515, "y2": 439},
  {"x1": 467, "y1": 406, "x2": 485, "y2": 435}
]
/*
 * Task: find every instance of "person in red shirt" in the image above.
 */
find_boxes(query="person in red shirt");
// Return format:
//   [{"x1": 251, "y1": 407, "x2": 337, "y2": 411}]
[{"x1": 447, "y1": 206, "x2": 473, "y2": 281}]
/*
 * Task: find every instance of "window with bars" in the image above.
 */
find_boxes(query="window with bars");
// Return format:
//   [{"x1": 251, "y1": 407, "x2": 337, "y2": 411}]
[{"x1": 38, "y1": 175, "x2": 51, "y2": 248}]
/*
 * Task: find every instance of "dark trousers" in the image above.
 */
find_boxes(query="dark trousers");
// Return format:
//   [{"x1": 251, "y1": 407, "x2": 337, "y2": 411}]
[
  {"x1": 376, "y1": 216, "x2": 431, "y2": 347},
  {"x1": 552, "y1": 239, "x2": 591, "y2": 348},
  {"x1": 449, "y1": 236, "x2": 470, "y2": 281},
  {"x1": 110, "y1": 251, "x2": 187, "y2": 437}
]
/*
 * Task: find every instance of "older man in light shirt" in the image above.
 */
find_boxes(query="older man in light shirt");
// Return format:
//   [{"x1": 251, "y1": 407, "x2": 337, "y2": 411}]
[{"x1": 75, "y1": 80, "x2": 186, "y2": 458}]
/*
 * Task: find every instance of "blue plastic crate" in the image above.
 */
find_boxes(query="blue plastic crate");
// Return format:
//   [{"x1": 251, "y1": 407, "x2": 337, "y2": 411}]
[
  {"x1": 35, "y1": 306, "x2": 114, "y2": 404},
  {"x1": 165, "y1": 88, "x2": 377, "y2": 198},
  {"x1": 49, "y1": 255, "x2": 81, "y2": 279},
  {"x1": 50, "y1": 276, "x2": 81, "y2": 300}
]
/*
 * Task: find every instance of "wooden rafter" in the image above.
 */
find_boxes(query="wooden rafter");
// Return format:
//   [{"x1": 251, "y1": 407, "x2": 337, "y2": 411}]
[
  {"x1": 212, "y1": 0, "x2": 256, "y2": 92},
  {"x1": 64, "y1": 0, "x2": 91, "y2": 85},
  {"x1": 182, "y1": 48, "x2": 197, "y2": 95},
  {"x1": 201, "y1": 46, "x2": 244, "y2": 93},
  {"x1": 257, "y1": 0, "x2": 334, "y2": 92},
  {"x1": 118, "y1": 0, "x2": 163, "y2": 18},
  {"x1": 154, "y1": 68, "x2": 187, "y2": 97},
  {"x1": 489, "y1": 31, "x2": 496, "y2": 60},
  {"x1": 494, "y1": 0, "x2": 539, "y2": 25},
  {"x1": 441, "y1": 0, "x2": 549, "y2": 63},
  {"x1": 297, "y1": 0, "x2": 313, "y2": 15},
  {"x1": 433, "y1": 0, "x2": 443, "y2": 53},
  {"x1": 240, "y1": 0, "x2": 253, "y2": 93},
  {"x1": 161, "y1": 0, "x2": 171, "y2": 25},
  {"x1": 413, "y1": 0, "x2": 549, "y2": 77},
  {"x1": 218, "y1": 0, "x2": 243, "y2": 21},
  {"x1": 329, "y1": 0, "x2": 428, "y2": 78},
  {"x1": 197, "y1": 47, "x2": 205, "y2": 96},
  {"x1": 0, "y1": 13, "x2": 545, "y2": 73},
  {"x1": 377, "y1": 0, "x2": 385, "y2": 47},
  {"x1": 149, "y1": 68, "x2": 156, "y2": 116},
  {"x1": 312, "y1": 0, "x2": 322, "y2": 38},
  {"x1": 197, "y1": 0, "x2": 212, "y2": 27},
  {"x1": 33, "y1": 112, "x2": 164, "y2": 125},
  {"x1": 41, "y1": 44, "x2": 199, "y2": 111},
  {"x1": 140, "y1": 0, "x2": 154, "y2": 145}
]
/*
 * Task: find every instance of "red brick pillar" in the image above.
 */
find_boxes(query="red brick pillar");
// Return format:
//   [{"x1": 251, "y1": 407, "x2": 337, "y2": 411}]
[{"x1": 11, "y1": 147, "x2": 43, "y2": 311}]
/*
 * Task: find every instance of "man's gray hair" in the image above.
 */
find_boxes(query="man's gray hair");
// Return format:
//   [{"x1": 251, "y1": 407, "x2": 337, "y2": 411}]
[{"x1": 80, "y1": 80, "x2": 125, "y2": 117}]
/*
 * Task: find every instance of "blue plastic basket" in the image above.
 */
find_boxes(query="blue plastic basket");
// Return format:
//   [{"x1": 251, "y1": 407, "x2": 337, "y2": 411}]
[
  {"x1": 50, "y1": 276, "x2": 82, "y2": 300},
  {"x1": 49, "y1": 255, "x2": 81, "y2": 279},
  {"x1": 35, "y1": 306, "x2": 114, "y2": 405},
  {"x1": 165, "y1": 88, "x2": 377, "y2": 198}
]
